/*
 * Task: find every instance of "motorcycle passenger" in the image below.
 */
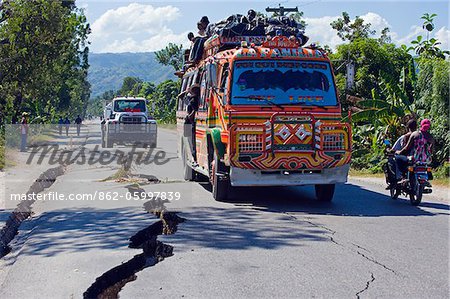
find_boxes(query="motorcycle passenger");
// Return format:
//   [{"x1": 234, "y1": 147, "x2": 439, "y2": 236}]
[{"x1": 395, "y1": 119, "x2": 434, "y2": 183}]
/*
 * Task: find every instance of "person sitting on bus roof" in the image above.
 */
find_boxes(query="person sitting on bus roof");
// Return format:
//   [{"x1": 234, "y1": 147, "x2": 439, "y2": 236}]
[
  {"x1": 188, "y1": 32, "x2": 195, "y2": 43},
  {"x1": 197, "y1": 16, "x2": 209, "y2": 36},
  {"x1": 240, "y1": 9, "x2": 257, "y2": 25}
]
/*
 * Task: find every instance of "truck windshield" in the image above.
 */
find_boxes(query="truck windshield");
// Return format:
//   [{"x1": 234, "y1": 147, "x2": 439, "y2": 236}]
[
  {"x1": 231, "y1": 60, "x2": 337, "y2": 106},
  {"x1": 114, "y1": 100, "x2": 146, "y2": 112}
]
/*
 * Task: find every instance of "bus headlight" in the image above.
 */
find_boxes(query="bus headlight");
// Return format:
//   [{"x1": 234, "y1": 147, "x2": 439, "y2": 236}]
[
  {"x1": 238, "y1": 134, "x2": 263, "y2": 152},
  {"x1": 322, "y1": 133, "x2": 345, "y2": 151}
]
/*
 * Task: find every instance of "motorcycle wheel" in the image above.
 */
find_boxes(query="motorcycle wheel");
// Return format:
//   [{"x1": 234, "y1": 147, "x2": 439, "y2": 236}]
[{"x1": 409, "y1": 179, "x2": 424, "y2": 206}]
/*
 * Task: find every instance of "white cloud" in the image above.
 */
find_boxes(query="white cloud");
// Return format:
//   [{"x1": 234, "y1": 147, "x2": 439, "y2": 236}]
[
  {"x1": 90, "y1": 3, "x2": 188, "y2": 53},
  {"x1": 303, "y1": 15, "x2": 343, "y2": 49},
  {"x1": 100, "y1": 28, "x2": 191, "y2": 53},
  {"x1": 394, "y1": 25, "x2": 450, "y2": 51},
  {"x1": 304, "y1": 12, "x2": 449, "y2": 52},
  {"x1": 395, "y1": 25, "x2": 422, "y2": 46},
  {"x1": 432, "y1": 26, "x2": 449, "y2": 50},
  {"x1": 305, "y1": 12, "x2": 394, "y2": 49}
]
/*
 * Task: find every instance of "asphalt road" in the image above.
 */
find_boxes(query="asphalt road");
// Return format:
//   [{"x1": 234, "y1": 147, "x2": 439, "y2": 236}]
[{"x1": 0, "y1": 124, "x2": 448, "y2": 298}]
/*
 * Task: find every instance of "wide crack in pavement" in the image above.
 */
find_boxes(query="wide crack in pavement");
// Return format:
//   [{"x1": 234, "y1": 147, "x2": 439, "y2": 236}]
[
  {"x1": 0, "y1": 165, "x2": 66, "y2": 258},
  {"x1": 83, "y1": 185, "x2": 185, "y2": 299},
  {"x1": 1, "y1": 129, "x2": 90, "y2": 258}
]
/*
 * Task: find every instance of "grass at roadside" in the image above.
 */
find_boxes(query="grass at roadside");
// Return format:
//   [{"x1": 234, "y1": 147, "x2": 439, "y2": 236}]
[
  {"x1": 29, "y1": 133, "x2": 53, "y2": 145},
  {"x1": 431, "y1": 177, "x2": 450, "y2": 187},
  {"x1": 349, "y1": 168, "x2": 384, "y2": 178},
  {"x1": 0, "y1": 144, "x2": 4, "y2": 170},
  {"x1": 350, "y1": 168, "x2": 449, "y2": 188},
  {"x1": 157, "y1": 123, "x2": 176, "y2": 131}
]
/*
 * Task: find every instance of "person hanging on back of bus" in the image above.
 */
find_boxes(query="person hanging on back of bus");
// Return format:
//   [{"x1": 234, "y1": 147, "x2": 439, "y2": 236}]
[{"x1": 185, "y1": 84, "x2": 200, "y2": 161}]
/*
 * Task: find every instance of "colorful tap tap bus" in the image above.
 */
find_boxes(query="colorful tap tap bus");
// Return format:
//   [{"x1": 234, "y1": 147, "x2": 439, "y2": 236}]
[{"x1": 176, "y1": 35, "x2": 352, "y2": 201}]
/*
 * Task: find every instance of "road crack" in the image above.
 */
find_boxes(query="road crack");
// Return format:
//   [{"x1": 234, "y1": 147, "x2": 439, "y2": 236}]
[
  {"x1": 283, "y1": 212, "x2": 344, "y2": 247},
  {"x1": 356, "y1": 251, "x2": 397, "y2": 275},
  {"x1": 83, "y1": 186, "x2": 185, "y2": 299},
  {"x1": 0, "y1": 165, "x2": 66, "y2": 258},
  {"x1": 277, "y1": 211, "x2": 399, "y2": 276},
  {"x1": 355, "y1": 272, "x2": 375, "y2": 298}
]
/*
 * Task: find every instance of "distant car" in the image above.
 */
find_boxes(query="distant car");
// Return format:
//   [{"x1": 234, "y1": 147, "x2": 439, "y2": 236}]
[{"x1": 101, "y1": 97, "x2": 157, "y2": 148}]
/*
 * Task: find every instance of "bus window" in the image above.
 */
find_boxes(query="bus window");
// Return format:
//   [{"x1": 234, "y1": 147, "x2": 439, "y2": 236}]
[
  {"x1": 220, "y1": 63, "x2": 229, "y2": 91},
  {"x1": 187, "y1": 73, "x2": 194, "y2": 88},
  {"x1": 178, "y1": 73, "x2": 193, "y2": 111},
  {"x1": 181, "y1": 76, "x2": 189, "y2": 93},
  {"x1": 199, "y1": 72, "x2": 207, "y2": 111},
  {"x1": 193, "y1": 69, "x2": 202, "y2": 84},
  {"x1": 220, "y1": 63, "x2": 230, "y2": 105}
]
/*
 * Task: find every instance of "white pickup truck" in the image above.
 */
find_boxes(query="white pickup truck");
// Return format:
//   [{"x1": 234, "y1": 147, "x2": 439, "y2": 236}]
[{"x1": 101, "y1": 97, "x2": 157, "y2": 148}]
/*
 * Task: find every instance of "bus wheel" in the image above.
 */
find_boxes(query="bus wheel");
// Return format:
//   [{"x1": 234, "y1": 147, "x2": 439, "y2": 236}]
[
  {"x1": 210, "y1": 151, "x2": 229, "y2": 201},
  {"x1": 315, "y1": 184, "x2": 335, "y2": 202},
  {"x1": 182, "y1": 139, "x2": 196, "y2": 181}
]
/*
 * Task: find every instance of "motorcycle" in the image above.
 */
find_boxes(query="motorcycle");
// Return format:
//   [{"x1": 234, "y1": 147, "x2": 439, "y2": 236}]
[{"x1": 383, "y1": 139, "x2": 433, "y2": 206}]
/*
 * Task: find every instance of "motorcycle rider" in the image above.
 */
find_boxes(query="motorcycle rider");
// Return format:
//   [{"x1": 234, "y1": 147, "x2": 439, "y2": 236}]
[
  {"x1": 386, "y1": 119, "x2": 417, "y2": 185},
  {"x1": 395, "y1": 119, "x2": 434, "y2": 183},
  {"x1": 391, "y1": 119, "x2": 417, "y2": 152}
]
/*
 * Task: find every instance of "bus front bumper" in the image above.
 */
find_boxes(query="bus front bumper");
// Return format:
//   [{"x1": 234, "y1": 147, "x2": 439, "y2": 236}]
[{"x1": 229, "y1": 164, "x2": 350, "y2": 187}]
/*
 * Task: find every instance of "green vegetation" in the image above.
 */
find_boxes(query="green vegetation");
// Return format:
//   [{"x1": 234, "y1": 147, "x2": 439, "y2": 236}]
[
  {"x1": 155, "y1": 43, "x2": 184, "y2": 71},
  {"x1": 0, "y1": 0, "x2": 90, "y2": 169},
  {"x1": 0, "y1": 137, "x2": 4, "y2": 169},
  {"x1": 330, "y1": 12, "x2": 449, "y2": 179},
  {"x1": 0, "y1": 0, "x2": 90, "y2": 123}
]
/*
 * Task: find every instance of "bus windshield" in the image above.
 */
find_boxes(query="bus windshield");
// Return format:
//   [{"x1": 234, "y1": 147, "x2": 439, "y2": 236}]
[
  {"x1": 231, "y1": 60, "x2": 337, "y2": 106},
  {"x1": 114, "y1": 100, "x2": 146, "y2": 112}
]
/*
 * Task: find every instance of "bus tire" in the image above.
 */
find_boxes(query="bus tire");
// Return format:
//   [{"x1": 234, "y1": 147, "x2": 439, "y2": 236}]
[
  {"x1": 315, "y1": 184, "x2": 335, "y2": 202},
  {"x1": 182, "y1": 139, "x2": 196, "y2": 181},
  {"x1": 210, "y1": 151, "x2": 229, "y2": 201}
]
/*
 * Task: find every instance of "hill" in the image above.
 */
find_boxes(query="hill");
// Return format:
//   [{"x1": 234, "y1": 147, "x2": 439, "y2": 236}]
[{"x1": 88, "y1": 52, "x2": 176, "y2": 97}]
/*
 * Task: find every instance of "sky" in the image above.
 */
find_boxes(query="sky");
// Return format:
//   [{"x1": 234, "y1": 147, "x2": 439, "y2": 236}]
[{"x1": 76, "y1": 0, "x2": 450, "y2": 53}]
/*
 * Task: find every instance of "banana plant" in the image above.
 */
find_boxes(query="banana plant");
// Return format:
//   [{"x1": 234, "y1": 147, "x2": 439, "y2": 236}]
[{"x1": 351, "y1": 71, "x2": 415, "y2": 140}]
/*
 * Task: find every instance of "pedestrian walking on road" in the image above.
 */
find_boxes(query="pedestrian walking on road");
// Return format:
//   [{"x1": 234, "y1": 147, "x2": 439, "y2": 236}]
[
  {"x1": 58, "y1": 116, "x2": 64, "y2": 136},
  {"x1": 20, "y1": 112, "x2": 29, "y2": 152},
  {"x1": 64, "y1": 116, "x2": 70, "y2": 136},
  {"x1": 75, "y1": 115, "x2": 82, "y2": 136}
]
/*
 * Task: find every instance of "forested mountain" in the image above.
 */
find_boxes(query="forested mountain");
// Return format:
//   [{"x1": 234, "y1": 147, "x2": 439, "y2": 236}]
[{"x1": 88, "y1": 52, "x2": 176, "y2": 97}]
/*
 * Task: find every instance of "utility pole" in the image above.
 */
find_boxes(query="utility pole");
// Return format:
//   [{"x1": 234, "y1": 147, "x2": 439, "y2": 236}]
[{"x1": 265, "y1": 5, "x2": 298, "y2": 17}]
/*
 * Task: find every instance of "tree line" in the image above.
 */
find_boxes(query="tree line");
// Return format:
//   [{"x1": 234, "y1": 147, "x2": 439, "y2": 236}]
[{"x1": 0, "y1": 0, "x2": 90, "y2": 124}]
